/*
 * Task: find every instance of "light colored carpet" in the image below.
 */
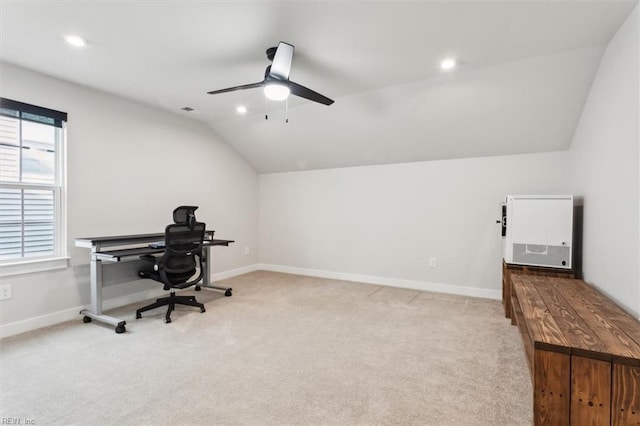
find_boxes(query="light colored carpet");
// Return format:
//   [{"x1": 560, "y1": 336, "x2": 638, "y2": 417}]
[{"x1": 0, "y1": 271, "x2": 532, "y2": 425}]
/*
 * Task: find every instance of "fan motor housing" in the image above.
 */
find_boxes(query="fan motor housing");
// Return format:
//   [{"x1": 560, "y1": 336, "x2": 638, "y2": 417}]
[{"x1": 266, "y1": 47, "x2": 277, "y2": 61}]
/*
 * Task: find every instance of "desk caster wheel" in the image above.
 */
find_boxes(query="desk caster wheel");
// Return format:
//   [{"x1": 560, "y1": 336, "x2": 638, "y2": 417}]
[
  {"x1": 225, "y1": 289, "x2": 232, "y2": 297},
  {"x1": 115, "y1": 325, "x2": 126, "y2": 334},
  {"x1": 83, "y1": 316, "x2": 92, "y2": 323},
  {"x1": 135, "y1": 312, "x2": 141, "y2": 319},
  {"x1": 200, "y1": 307, "x2": 206, "y2": 313},
  {"x1": 195, "y1": 285, "x2": 201, "y2": 291}
]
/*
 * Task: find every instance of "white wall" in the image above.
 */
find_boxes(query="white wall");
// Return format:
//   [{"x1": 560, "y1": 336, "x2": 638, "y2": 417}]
[
  {"x1": 569, "y1": 4, "x2": 640, "y2": 318},
  {"x1": 260, "y1": 152, "x2": 570, "y2": 298},
  {"x1": 0, "y1": 63, "x2": 259, "y2": 334}
]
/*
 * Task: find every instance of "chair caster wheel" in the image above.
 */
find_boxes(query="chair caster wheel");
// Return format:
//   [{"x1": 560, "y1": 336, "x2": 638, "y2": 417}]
[
  {"x1": 200, "y1": 307, "x2": 206, "y2": 313},
  {"x1": 195, "y1": 285, "x2": 201, "y2": 291},
  {"x1": 165, "y1": 318, "x2": 172, "y2": 324},
  {"x1": 83, "y1": 316, "x2": 92, "y2": 323},
  {"x1": 225, "y1": 289, "x2": 232, "y2": 297},
  {"x1": 136, "y1": 312, "x2": 141, "y2": 319},
  {"x1": 115, "y1": 325, "x2": 126, "y2": 334}
]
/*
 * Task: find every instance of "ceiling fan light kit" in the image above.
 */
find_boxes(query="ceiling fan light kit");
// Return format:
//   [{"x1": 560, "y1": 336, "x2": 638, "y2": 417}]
[
  {"x1": 264, "y1": 82, "x2": 290, "y2": 101},
  {"x1": 207, "y1": 41, "x2": 334, "y2": 122}
]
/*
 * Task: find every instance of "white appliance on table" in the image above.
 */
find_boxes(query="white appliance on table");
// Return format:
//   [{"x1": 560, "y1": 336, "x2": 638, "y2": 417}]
[{"x1": 502, "y1": 195, "x2": 573, "y2": 269}]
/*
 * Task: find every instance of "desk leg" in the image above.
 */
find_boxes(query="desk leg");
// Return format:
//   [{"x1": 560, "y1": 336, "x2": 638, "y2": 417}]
[
  {"x1": 91, "y1": 255, "x2": 102, "y2": 315},
  {"x1": 80, "y1": 251, "x2": 127, "y2": 333},
  {"x1": 196, "y1": 245, "x2": 232, "y2": 297}
]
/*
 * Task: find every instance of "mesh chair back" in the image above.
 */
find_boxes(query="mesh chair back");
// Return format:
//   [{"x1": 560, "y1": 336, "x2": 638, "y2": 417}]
[{"x1": 160, "y1": 221, "x2": 206, "y2": 285}]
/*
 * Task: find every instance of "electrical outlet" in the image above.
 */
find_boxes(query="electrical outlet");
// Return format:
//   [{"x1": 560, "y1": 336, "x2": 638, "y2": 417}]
[
  {"x1": 244, "y1": 246, "x2": 251, "y2": 255},
  {"x1": 0, "y1": 284, "x2": 12, "y2": 300},
  {"x1": 429, "y1": 257, "x2": 437, "y2": 268}
]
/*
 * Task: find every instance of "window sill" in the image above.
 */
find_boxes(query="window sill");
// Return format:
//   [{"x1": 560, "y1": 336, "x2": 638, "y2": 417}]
[{"x1": 0, "y1": 257, "x2": 70, "y2": 277}]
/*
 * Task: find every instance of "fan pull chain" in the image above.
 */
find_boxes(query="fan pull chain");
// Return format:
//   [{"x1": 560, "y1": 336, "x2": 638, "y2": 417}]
[
  {"x1": 285, "y1": 97, "x2": 289, "y2": 123},
  {"x1": 265, "y1": 97, "x2": 269, "y2": 120}
]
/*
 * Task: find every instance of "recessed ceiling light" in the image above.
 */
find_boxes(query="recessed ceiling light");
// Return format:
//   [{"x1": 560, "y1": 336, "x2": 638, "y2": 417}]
[
  {"x1": 236, "y1": 105, "x2": 247, "y2": 114},
  {"x1": 440, "y1": 58, "x2": 457, "y2": 71},
  {"x1": 64, "y1": 35, "x2": 87, "y2": 47}
]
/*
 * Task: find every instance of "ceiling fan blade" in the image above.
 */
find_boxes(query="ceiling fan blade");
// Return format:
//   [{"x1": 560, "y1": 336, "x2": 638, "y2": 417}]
[
  {"x1": 207, "y1": 82, "x2": 263, "y2": 95},
  {"x1": 289, "y1": 81, "x2": 334, "y2": 105},
  {"x1": 269, "y1": 42, "x2": 294, "y2": 80}
]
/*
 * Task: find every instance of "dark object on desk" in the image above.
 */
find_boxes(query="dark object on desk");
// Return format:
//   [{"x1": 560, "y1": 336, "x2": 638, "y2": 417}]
[{"x1": 136, "y1": 206, "x2": 207, "y2": 324}]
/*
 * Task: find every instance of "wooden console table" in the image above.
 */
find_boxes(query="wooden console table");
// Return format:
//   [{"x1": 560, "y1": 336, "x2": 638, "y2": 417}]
[
  {"x1": 502, "y1": 260, "x2": 574, "y2": 322},
  {"x1": 511, "y1": 275, "x2": 640, "y2": 425}
]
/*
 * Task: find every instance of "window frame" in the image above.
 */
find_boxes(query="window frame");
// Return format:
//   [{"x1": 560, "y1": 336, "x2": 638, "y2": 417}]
[{"x1": 0, "y1": 98, "x2": 68, "y2": 276}]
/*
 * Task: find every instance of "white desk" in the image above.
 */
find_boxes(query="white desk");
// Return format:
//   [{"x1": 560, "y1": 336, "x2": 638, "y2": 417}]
[{"x1": 75, "y1": 231, "x2": 234, "y2": 333}]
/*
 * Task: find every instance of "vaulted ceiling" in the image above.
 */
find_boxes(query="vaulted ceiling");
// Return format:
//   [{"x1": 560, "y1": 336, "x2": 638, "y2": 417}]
[{"x1": 1, "y1": 1, "x2": 637, "y2": 173}]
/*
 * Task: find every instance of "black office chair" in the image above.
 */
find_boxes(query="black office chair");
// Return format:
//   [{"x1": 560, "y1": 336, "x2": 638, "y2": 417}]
[{"x1": 136, "y1": 206, "x2": 207, "y2": 324}]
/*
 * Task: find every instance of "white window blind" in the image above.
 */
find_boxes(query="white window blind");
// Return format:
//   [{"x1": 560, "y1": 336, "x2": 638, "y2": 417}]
[{"x1": 0, "y1": 98, "x2": 66, "y2": 264}]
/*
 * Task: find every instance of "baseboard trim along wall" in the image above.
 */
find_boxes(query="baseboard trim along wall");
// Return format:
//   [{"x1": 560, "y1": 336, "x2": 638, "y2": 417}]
[
  {"x1": 1, "y1": 263, "x2": 498, "y2": 338},
  {"x1": 211, "y1": 264, "x2": 259, "y2": 281},
  {"x1": 0, "y1": 287, "x2": 167, "y2": 339},
  {"x1": 0, "y1": 264, "x2": 260, "y2": 339},
  {"x1": 258, "y1": 263, "x2": 501, "y2": 300}
]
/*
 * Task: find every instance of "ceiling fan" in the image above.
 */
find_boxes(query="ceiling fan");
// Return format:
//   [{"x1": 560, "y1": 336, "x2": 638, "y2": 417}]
[{"x1": 207, "y1": 41, "x2": 334, "y2": 107}]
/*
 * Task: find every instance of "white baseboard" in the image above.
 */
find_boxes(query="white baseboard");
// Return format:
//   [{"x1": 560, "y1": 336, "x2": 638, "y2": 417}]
[
  {"x1": 211, "y1": 263, "x2": 259, "y2": 281},
  {"x1": 0, "y1": 287, "x2": 167, "y2": 339},
  {"x1": 258, "y1": 263, "x2": 501, "y2": 300},
  {"x1": 0, "y1": 265, "x2": 259, "y2": 339},
  {"x1": 1, "y1": 263, "x2": 496, "y2": 338}
]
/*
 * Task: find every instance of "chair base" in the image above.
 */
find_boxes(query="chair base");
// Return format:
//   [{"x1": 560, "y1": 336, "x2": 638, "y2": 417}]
[{"x1": 136, "y1": 291, "x2": 205, "y2": 323}]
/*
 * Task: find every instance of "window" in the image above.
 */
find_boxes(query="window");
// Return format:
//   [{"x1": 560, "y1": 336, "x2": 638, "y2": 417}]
[{"x1": 0, "y1": 98, "x2": 67, "y2": 275}]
